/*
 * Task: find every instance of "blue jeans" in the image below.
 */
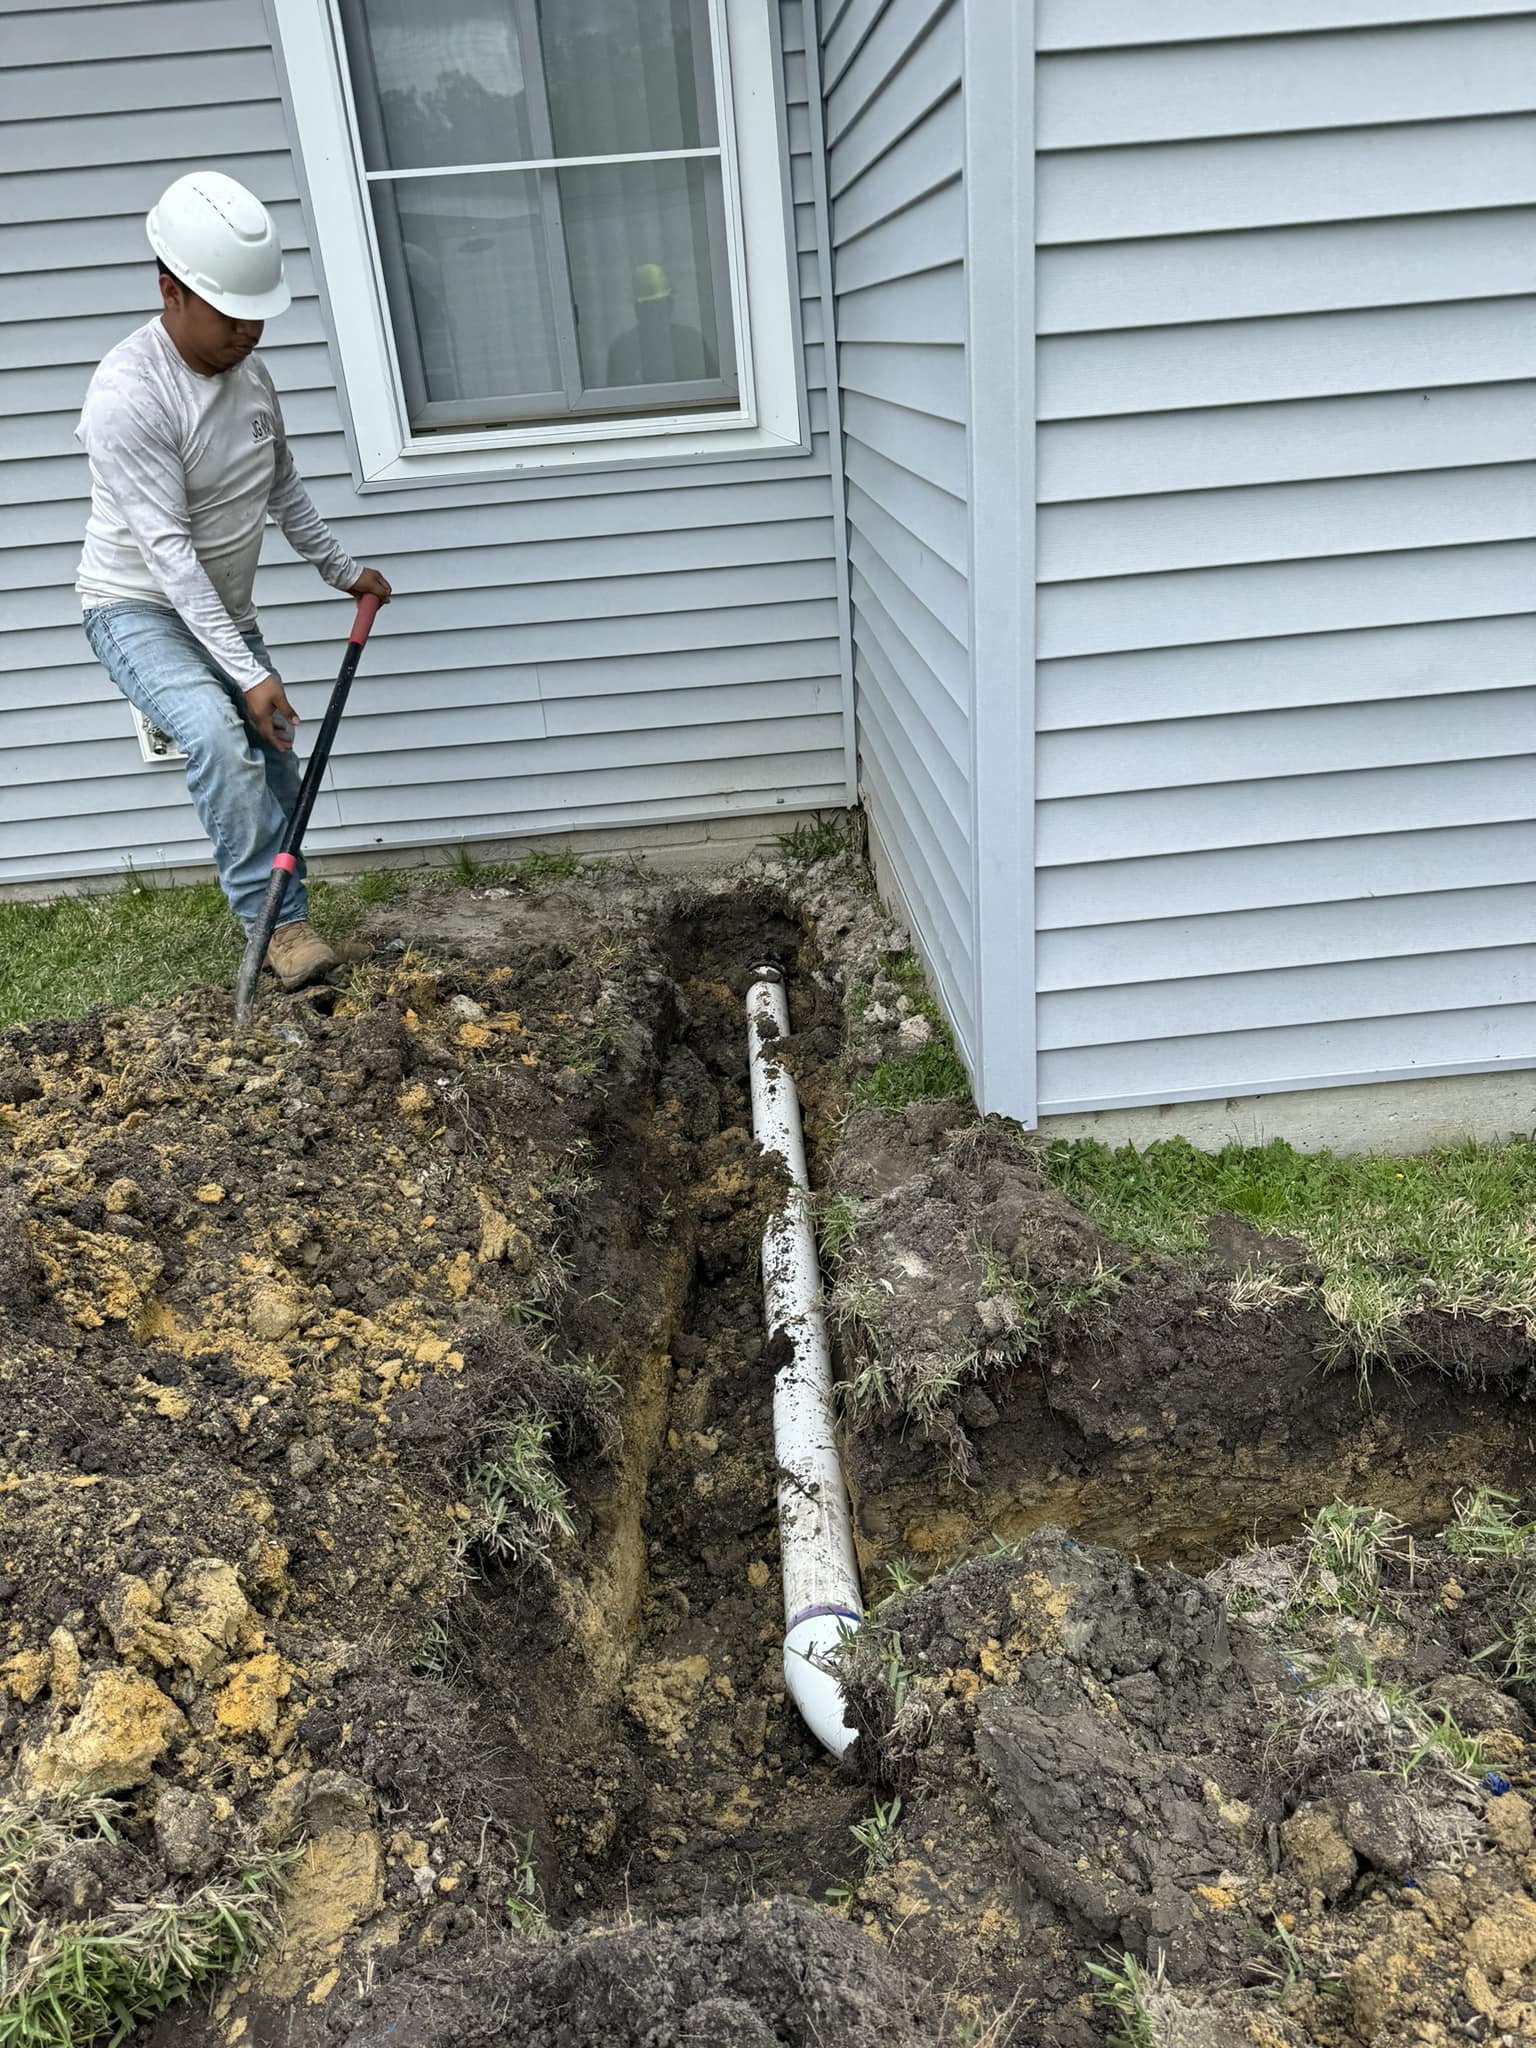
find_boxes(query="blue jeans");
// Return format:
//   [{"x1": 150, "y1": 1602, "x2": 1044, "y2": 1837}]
[{"x1": 84, "y1": 602, "x2": 308, "y2": 933}]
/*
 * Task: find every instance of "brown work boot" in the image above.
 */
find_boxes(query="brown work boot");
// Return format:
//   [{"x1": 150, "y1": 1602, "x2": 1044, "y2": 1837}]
[{"x1": 265, "y1": 921, "x2": 337, "y2": 991}]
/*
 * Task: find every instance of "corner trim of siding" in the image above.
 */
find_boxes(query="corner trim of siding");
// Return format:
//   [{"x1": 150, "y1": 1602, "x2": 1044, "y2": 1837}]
[
  {"x1": 963, "y1": 0, "x2": 1037, "y2": 1124},
  {"x1": 807, "y1": 0, "x2": 858, "y2": 804}
]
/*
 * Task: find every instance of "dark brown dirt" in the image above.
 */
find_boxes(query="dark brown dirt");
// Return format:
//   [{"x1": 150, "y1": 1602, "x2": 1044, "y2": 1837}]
[
  {"x1": 831, "y1": 1103, "x2": 1536, "y2": 1573},
  {"x1": 836, "y1": 1524, "x2": 1536, "y2": 2047},
  {"x1": 3, "y1": 853, "x2": 1534, "y2": 2048}
]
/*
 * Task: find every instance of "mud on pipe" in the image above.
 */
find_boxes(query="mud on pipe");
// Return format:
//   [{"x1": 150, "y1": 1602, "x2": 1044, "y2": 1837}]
[{"x1": 746, "y1": 965, "x2": 863, "y2": 1758}]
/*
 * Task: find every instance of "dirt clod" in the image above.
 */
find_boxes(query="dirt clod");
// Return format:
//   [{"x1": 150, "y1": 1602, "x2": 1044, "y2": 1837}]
[
  {"x1": 1281, "y1": 1804, "x2": 1359, "y2": 1899},
  {"x1": 21, "y1": 1665, "x2": 185, "y2": 1795}
]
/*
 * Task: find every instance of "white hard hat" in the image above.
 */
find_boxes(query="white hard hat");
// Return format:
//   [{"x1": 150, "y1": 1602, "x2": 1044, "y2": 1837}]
[{"x1": 146, "y1": 170, "x2": 291, "y2": 321}]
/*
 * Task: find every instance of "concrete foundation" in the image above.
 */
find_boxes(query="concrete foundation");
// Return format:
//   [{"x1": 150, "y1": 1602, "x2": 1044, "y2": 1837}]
[
  {"x1": 0, "y1": 809, "x2": 828, "y2": 903},
  {"x1": 1038, "y1": 1070, "x2": 1536, "y2": 1157}
]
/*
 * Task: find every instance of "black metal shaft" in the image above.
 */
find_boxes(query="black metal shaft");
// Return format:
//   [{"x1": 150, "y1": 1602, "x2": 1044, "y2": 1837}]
[
  {"x1": 234, "y1": 596, "x2": 380, "y2": 1026},
  {"x1": 233, "y1": 868, "x2": 289, "y2": 1024},
  {"x1": 277, "y1": 639, "x2": 363, "y2": 861}
]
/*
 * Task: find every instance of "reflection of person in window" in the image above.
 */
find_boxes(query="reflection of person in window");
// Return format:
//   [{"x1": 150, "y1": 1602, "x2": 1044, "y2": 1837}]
[{"x1": 605, "y1": 263, "x2": 718, "y2": 388}]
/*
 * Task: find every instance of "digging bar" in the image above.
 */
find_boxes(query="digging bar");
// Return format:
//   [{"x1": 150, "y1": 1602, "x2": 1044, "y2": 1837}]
[{"x1": 233, "y1": 592, "x2": 382, "y2": 1027}]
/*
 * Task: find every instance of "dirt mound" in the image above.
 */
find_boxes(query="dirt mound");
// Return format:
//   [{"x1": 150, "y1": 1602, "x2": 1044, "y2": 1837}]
[
  {"x1": 332, "y1": 1897, "x2": 932, "y2": 2048},
  {"x1": 837, "y1": 1526, "x2": 1536, "y2": 2044},
  {"x1": 832, "y1": 1103, "x2": 1536, "y2": 1569}
]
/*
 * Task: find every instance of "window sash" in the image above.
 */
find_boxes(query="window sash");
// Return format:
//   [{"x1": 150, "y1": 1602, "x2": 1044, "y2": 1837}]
[
  {"x1": 363, "y1": 148, "x2": 725, "y2": 179},
  {"x1": 331, "y1": 0, "x2": 749, "y2": 438}
]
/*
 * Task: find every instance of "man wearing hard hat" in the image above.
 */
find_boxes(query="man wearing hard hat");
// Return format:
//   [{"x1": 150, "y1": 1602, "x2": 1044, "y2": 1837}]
[{"x1": 74, "y1": 170, "x2": 392, "y2": 992}]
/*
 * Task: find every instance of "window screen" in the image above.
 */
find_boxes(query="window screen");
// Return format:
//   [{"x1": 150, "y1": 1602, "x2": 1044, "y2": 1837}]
[{"x1": 339, "y1": 0, "x2": 743, "y2": 432}]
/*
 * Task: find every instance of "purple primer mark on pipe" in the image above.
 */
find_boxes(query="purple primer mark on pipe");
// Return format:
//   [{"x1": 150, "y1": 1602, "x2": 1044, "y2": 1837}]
[{"x1": 788, "y1": 1602, "x2": 862, "y2": 1632}]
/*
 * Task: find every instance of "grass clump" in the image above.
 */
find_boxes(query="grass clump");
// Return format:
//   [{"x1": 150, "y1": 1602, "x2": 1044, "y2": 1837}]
[
  {"x1": 1477, "y1": 1594, "x2": 1536, "y2": 1686},
  {"x1": 458, "y1": 1416, "x2": 575, "y2": 1573},
  {"x1": 1086, "y1": 1953, "x2": 1158, "y2": 2048},
  {"x1": 855, "y1": 1040, "x2": 971, "y2": 1111},
  {"x1": 409, "y1": 1617, "x2": 453, "y2": 1678},
  {"x1": 1247, "y1": 1918, "x2": 1342, "y2": 2008},
  {"x1": 815, "y1": 1193, "x2": 864, "y2": 1269},
  {"x1": 503, "y1": 1833, "x2": 549, "y2": 1939},
  {"x1": 850, "y1": 1794, "x2": 902, "y2": 1875},
  {"x1": 775, "y1": 812, "x2": 861, "y2": 865},
  {"x1": 1293, "y1": 1667, "x2": 1487, "y2": 1799},
  {"x1": 841, "y1": 1343, "x2": 979, "y2": 1435},
  {"x1": 975, "y1": 1240, "x2": 1041, "y2": 1347},
  {"x1": 850, "y1": 951, "x2": 972, "y2": 1111},
  {"x1": 1447, "y1": 1486, "x2": 1536, "y2": 1562},
  {"x1": 518, "y1": 848, "x2": 580, "y2": 881},
  {"x1": 881, "y1": 1557, "x2": 920, "y2": 1597},
  {"x1": 877, "y1": 950, "x2": 941, "y2": 1021},
  {"x1": 1046, "y1": 1133, "x2": 1536, "y2": 1371},
  {"x1": 824, "y1": 1793, "x2": 903, "y2": 1910},
  {"x1": 1290, "y1": 1502, "x2": 1409, "y2": 1622},
  {"x1": 0, "y1": 1792, "x2": 290, "y2": 2048}
]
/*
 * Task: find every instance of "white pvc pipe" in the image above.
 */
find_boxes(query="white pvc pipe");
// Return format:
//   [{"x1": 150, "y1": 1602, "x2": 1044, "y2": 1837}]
[{"x1": 747, "y1": 966, "x2": 863, "y2": 1758}]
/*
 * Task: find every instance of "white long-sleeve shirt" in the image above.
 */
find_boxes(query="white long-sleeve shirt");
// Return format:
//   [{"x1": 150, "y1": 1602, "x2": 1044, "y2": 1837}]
[{"x1": 75, "y1": 318, "x2": 359, "y2": 693}]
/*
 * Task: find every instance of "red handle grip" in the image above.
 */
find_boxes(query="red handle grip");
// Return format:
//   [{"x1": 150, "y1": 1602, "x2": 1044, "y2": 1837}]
[{"x1": 349, "y1": 593, "x2": 383, "y2": 647}]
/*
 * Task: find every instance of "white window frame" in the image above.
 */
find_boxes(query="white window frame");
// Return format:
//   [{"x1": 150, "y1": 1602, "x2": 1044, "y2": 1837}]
[{"x1": 269, "y1": 0, "x2": 806, "y2": 486}]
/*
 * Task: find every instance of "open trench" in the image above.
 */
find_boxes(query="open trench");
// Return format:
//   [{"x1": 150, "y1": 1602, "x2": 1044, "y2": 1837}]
[
  {"x1": 562, "y1": 897, "x2": 867, "y2": 1916},
  {"x1": 401, "y1": 886, "x2": 1536, "y2": 1942},
  {"x1": 426, "y1": 895, "x2": 871, "y2": 1926}
]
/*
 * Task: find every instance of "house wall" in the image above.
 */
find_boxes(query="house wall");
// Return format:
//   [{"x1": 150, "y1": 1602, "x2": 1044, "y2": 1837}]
[
  {"x1": 1030, "y1": 1, "x2": 1536, "y2": 1117},
  {"x1": 0, "y1": 0, "x2": 848, "y2": 890},
  {"x1": 820, "y1": 0, "x2": 976, "y2": 1064}
]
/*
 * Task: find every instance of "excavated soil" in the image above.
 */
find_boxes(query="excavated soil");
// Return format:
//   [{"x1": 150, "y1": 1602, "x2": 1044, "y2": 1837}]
[{"x1": 2, "y1": 855, "x2": 1534, "y2": 2048}]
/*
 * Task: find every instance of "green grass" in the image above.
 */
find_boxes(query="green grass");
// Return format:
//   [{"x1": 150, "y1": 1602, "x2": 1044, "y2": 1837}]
[
  {"x1": 0, "y1": 882, "x2": 242, "y2": 1030},
  {"x1": 975, "y1": 1240, "x2": 1041, "y2": 1346},
  {"x1": 0, "y1": 846, "x2": 600, "y2": 1032},
  {"x1": 1477, "y1": 1594, "x2": 1536, "y2": 1686},
  {"x1": 1291, "y1": 1501, "x2": 1409, "y2": 1621},
  {"x1": 775, "y1": 812, "x2": 861, "y2": 865},
  {"x1": 815, "y1": 1192, "x2": 865, "y2": 1268},
  {"x1": 1046, "y1": 1133, "x2": 1536, "y2": 1366},
  {"x1": 1294, "y1": 1665, "x2": 1488, "y2": 1797},
  {"x1": 1085, "y1": 1954, "x2": 1158, "y2": 2048},
  {"x1": 849, "y1": 951, "x2": 973, "y2": 1111},
  {"x1": 877, "y1": 950, "x2": 943, "y2": 1021},
  {"x1": 824, "y1": 1792, "x2": 903, "y2": 1909},
  {"x1": 458, "y1": 1416, "x2": 576, "y2": 1574},
  {"x1": 504, "y1": 1832, "x2": 549, "y2": 1939},
  {"x1": 1446, "y1": 1486, "x2": 1536, "y2": 1562},
  {"x1": 851, "y1": 1794, "x2": 901, "y2": 1874},
  {"x1": 853, "y1": 1041, "x2": 971, "y2": 1110},
  {"x1": 0, "y1": 872, "x2": 403, "y2": 1030},
  {"x1": 852, "y1": 960, "x2": 966, "y2": 1105},
  {"x1": 518, "y1": 848, "x2": 580, "y2": 881},
  {"x1": 0, "y1": 1791, "x2": 291, "y2": 2048}
]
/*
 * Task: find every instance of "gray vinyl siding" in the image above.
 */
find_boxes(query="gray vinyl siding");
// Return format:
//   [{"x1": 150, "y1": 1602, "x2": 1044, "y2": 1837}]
[
  {"x1": 821, "y1": 0, "x2": 976, "y2": 1064},
  {"x1": 1032, "y1": 3, "x2": 1536, "y2": 1116},
  {"x1": 0, "y1": 0, "x2": 846, "y2": 888}
]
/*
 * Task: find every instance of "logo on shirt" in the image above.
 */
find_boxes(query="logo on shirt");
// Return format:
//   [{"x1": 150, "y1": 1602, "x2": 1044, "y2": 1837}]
[{"x1": 252, "y1": 413, "x2": 274, "y2": 444}]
